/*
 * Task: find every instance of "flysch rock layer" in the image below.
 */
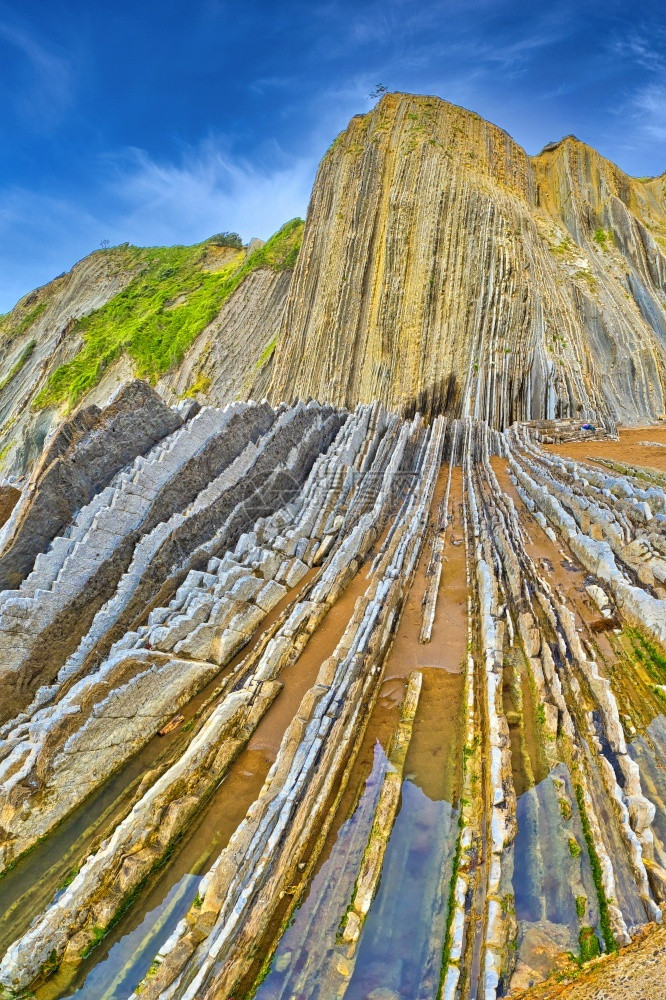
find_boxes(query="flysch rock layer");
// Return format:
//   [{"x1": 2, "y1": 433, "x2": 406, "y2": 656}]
[
  {"x1": 1, "y1": 91, "x2": 666, "y2": 1000},
  {"x1": 0, "y1": 249, "x2": 144, "y2": 477},
  {"x1": 0, "y1": 403, "x2": 416, "y2": 984},
  {"x1": 0, "y1": 389, "x2": 665, "y2": 1000},
  {"x1": 0, "y1": 401, "x2": 380, "y2": 875},
  {"x1": 0, "y1": 398, "x2": 282, "y2": 724},
  {"x1": 0, "y1": 380, "x2": 185, "y2": 591},
  {"x1": 1, "y1": 94, "x2": 665, "y2": 487},
  {"x1": 157, "y1": 267, "x2": 292, "y2": 405},
  {"x1": 128, "y1": 414, "x2": 446, "y2": 1000},
  {"x1": 270, "y1": 93, "x2": 666, "y2": 428}
]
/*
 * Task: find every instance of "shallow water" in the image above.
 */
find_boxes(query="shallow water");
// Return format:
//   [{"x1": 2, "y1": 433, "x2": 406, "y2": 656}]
[
  {"x1": 250, "y1": 465, "x2": 468, "y2": 1000},
  {"x1": 512, "y1": 763, "x2": 600, "y2": 985},
  {"x1": 0, "y1": 567, "x2": 319, "y2": 959},
  {"x1": 33, "y1": 550, "x2": 380, "y2": 999},
  {"x1": 345, "y1": 782, "x2": 459, "y2": 1000},
  {"x1": 60, "y1": 874, "x2": 201, "y2": 1000},
  {"x1": 254, "y1": 743, "x2": 390, "y2": 1000},
  {"x1": 344, "y1": 666, "x2": 465, "y2": 999},
  {"x1": 628, "y1": 714, "x2": 666, "y2": 868}
]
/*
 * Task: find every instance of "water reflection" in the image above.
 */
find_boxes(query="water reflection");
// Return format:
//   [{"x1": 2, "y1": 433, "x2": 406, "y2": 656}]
[
  {"x1": 255, "y1": 742, "x2": 389, "y2": 1000},
  {"x1": 511, "y1": 763, "x2": 599, "y2": 990},
  {"x1": 628, "y1": 714, "x2": 666, "y2": 868},
  {"x1": 345, "y1": 782, "x2": 457, "y2": 1000},
  {"x1": 61, "y1": 873, "x2": 200, "y2": 999}
]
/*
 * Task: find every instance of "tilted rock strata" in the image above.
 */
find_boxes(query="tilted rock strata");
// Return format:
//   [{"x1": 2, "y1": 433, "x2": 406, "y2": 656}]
[
  {"x1": 157, "y1": 267, "x2": 291, "y2": 405},
  {"x1": 0, "y1": 403, "x2": 416, "y2": 983},
  {"x1": 0, "y1": 393, "x2": 665, "y2": 999},
  {"x1": 1, "y1": 90, "x2": 666, "y2": 1000},
  {"x1": 129, "y1": 414, "x2": 447, "y2": 1000},
  {"x1": 0, "y1": 380, "x2": 184, "y2": 591},
  {"x1": 0, "y1": 248, "x2": 148, "y2": 477},
  {"x1": 270, "y1": 93, "x2": 666, "y2": 428},
  {"x1": 0, "y1": 399, "x2": 350, "y2": 871},
  {"x1": 0, "y1": 95, "x2": 665, "y2": 490},
  {"x1": 0, "y1": 404, "x2": 254, "y2": 722}
]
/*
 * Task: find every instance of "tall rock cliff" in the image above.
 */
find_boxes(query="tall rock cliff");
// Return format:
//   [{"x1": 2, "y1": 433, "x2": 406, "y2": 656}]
[
  {"x1": 270, "y1": 93, "x2": 666, "y2": 427},
  {"x1": 2, "y1": 94, "x2": 666, "y2": 1000},
  {"x1": 0, "y1": 92, "x2": 665, "y2": 483}
]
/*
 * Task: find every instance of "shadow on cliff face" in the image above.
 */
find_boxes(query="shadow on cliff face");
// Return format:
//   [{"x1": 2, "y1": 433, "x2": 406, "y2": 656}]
[{"x1": 402, "y1": 374, "x2": 462, "y2": 421}]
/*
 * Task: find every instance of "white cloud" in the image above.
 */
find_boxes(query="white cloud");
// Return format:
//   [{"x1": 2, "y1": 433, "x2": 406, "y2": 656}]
[
  {"x1": 0, "y1": 137, "x2": 318, "y2": 311},
  {"x1": 105, "y1": 138, "x2": 315, "y2": 245},
  {"x1": 630, "y1": 83, "x2": 666, "y2": 141},
  {"x1": 612, "y1": 33, "x2": 666, "y2": 74}
]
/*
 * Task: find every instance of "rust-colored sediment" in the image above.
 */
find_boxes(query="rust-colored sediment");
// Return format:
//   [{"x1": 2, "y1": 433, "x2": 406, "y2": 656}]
[{"x1": 545, "y1": 425, "x2": 666, "y2": 473}]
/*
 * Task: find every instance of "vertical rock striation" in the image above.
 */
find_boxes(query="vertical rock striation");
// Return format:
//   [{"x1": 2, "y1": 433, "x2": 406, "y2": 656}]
[
  {"x1": 271, "y1": 93, "x2": 666, "y2": 428},
  {"x1": 2, "y1": 91, "x2": 666, "y2": 1000}
]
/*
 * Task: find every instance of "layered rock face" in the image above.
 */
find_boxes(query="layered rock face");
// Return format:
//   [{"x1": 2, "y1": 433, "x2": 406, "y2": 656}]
[
  {"x1": 0, "y1": 233, "x2": 299, "y2": 478},
  {"x1": 158, "y1": 267, "x2": 292, "y2": 403},
  {"x1": 271, "y1": 94, "x2": 666, "y2": 427},
  {"x1": 0, "y1": 95, "x2": 666, "y2": 1000},
  {"x1": 0, "y1": 380, "x2": 183, "y2": 591},
  {"x1": 0, "y1": 247, "x2": 147, "y2": 477},
  {"x1": 0, "y1": 385, "x2": 665, "y2": 1000},
  {"x1": 1, "y1": 94, "x2": 665, "y2": 485}
]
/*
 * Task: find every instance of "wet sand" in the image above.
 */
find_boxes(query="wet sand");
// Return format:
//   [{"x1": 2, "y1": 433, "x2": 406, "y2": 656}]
[
  {"x1": 384, "y1": 465, "x2": 467, "y2": 680},
  {"x1": 545, "y1": 425, "x2": 666, "y2": 473},
  {"x1": 0, "y1": 566, "x2": 320, "y2": 960}
]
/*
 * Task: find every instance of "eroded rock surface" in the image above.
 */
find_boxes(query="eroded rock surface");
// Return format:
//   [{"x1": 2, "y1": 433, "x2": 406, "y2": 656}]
[
  {"x1": 271, "y1": 94, "x2": 666, "y2": 428},
  {"x1": 0, "y1": 391, "x2": 663, "y2": 1000},
  {"x1": 0, "y1": 380, "x2": 184, "y2": 591},
  {"x1": 1, "y1": 91, "x2": 666, "y2": 1000}
]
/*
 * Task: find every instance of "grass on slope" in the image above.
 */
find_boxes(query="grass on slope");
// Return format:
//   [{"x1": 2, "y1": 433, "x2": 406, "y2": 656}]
[
  {"x1": 0, "y1": 301, "x2": 48, "y2": 344},
  {"x1": 0, "y1": 340, "x2": 37, "y2": 392},
  {"x1": 35, "y1": 219, "x2": 303, "y2": 411}
]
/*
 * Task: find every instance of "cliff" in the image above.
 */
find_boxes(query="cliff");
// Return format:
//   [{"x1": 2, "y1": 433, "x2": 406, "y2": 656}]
[
  {"x1": 0, "y1": 224, "x2": 301, "y2": 477},
  {"x1": 1, "y1": 93, "x2": 665, "y2": 478},
  {"x1": 271, "y1": 94, "x2": 666, "y2": 426},
  {"x1": 1, "y1": 93, "x2": 666, "y2": 1000}
]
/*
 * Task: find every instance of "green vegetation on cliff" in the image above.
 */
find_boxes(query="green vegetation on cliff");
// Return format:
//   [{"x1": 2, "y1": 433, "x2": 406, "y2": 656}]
[
  {"x1": 35, "y1": 219, "x2": 303, "y2": 410},
  {"x1": 0, "y1": 340, "x2": 36, "y2": 392},
  {"x1": 0, "y1": 301, "x2": 48, "y2": 344}
]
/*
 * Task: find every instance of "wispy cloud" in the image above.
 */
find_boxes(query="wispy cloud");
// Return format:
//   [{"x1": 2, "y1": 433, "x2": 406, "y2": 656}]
[
  {"x1": 105, "y1": 138, "x2": 315, "y2": 244},
  {"x1": 0, "y1": 16, "x2": 75, "y2": 126},
  {"x1": 2, "y1": 0, "x2": 665, "y2": 313},
  {"x1": 630, "y1": 83, "x2": 666, "y2": 141},
  {"x1": 0, "y1": 136, "x2": 316, "y2": 310},
  {"x1": 612, "y1": 32, "x2": 666, "y2": 74},
  {"x1": 0, "y1": 186, "x2": 100, "y2": 308}
]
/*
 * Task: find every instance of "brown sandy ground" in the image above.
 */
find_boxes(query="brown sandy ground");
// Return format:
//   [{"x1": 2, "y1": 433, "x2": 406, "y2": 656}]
[
  {"x1": 509, "y1": 916, "x2": 666, "y2": 999},
  {"x1": 546, "y1": 425, "x2": 666, "y2": 473}
]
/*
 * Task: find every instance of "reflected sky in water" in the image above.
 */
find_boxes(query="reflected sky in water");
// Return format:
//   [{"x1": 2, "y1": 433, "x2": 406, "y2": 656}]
[{"x1": 62, "y1": 873, "x2": 200, "y2": 1000}]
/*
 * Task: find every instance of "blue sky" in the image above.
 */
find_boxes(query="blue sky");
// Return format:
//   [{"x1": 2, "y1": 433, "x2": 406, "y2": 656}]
[{"x1": 1, "y1": 0, "x2": 665, "y2": 311}]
